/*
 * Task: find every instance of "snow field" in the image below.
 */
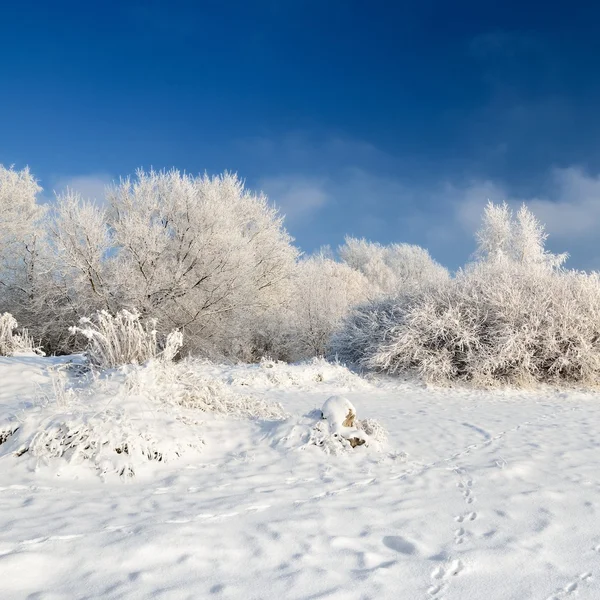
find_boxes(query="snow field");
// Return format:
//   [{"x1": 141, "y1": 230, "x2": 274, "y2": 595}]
[{"x1": 1, "y1": 356, "x2": 600, "y2": 599}]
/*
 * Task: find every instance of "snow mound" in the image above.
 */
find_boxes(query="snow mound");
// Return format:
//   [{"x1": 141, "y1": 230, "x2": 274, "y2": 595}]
[
  {"x1": 12, "y1": 403, "x2": 204, "y2": 479},
  {"x1": 0, "y1": 377, "x2": 206, "y2": 480},
  {"x1": 199, "y1": 357, "x2": 371, "y2": 391}
]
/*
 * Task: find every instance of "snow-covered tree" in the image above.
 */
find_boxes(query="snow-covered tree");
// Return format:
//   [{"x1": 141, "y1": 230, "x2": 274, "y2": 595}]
[
  {"x1": 51, "y1": 189, "x2": 113, "y2": 310},
  {"x1": 475, "y1": 201, "x2": 568, "y2": 270},
  {"x1": 339, "y1": 237, "x2": 449, "y2": 295},
  {"x1": 0, "y1": 165, "x2": 47, "y2": 341},
  {"x1": 105, "y1": 169, "x2": 298, "y2": 358},
  {"x1": 282, "y1": 254, "x2": 370, "y2": 360}
]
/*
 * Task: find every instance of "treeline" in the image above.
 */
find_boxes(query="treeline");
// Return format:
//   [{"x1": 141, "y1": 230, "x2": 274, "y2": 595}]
[
  {"x1": 3, "y1": 164, "x2": 600, "y2": 387},
  {"x1": 0, "y1": 165, "x2": 446, "y2": 362}
]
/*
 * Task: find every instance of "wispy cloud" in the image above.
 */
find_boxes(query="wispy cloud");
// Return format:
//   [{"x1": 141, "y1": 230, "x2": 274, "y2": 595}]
[
  {"x1": 260, "y1": 175, "x2": 330, "y2": 223},
  {"x1": 43, "y1": 173, "x2": 114, "y2": 205}
]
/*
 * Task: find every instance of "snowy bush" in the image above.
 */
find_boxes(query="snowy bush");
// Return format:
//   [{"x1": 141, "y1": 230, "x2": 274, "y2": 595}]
[
  {"x1": 69, "y1": 310, "x2": 183, "y2": 368},
  {"x1": 333, "y1": 203, "x2": 600, "y2": 387},
  {"x1": 329, "y1": 295, "x2": 415, "y2": 367}
]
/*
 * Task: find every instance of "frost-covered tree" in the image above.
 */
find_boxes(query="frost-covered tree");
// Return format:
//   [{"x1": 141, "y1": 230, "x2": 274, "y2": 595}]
[
  {"x1": 475, "y1": 201, "x2": 568, "y2": 271},
  {"x1": 36, "y1": 190, "x2": 117, "y2": 351},
  {"x1": 339, "y1": 237, "x2": 449, "y2": 295},
  {"x1": 0, "y1": 165, "x2": 47, "y2": 339},
  {"x1": 281, "y1": 254, "x2": 370, "y2": 360},
  {"x1": 105, "y1": 169, "x2": 298, "y2": 358},
  {"x1": 1, "y1": 166, "x2": 299, "y2": 359},
  {"x1": 51, "y1": 190, "x2": 113, "y2": 309}
]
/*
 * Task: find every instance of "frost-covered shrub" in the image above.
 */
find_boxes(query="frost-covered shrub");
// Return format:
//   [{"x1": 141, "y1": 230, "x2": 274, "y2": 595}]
[
  {"x1": 0, "y1": 312, "x2": 37, "y2": 356},
  {"x1": 329, "y1": 294, "x2": 418, "y2": 367},
  {"x1": 333, "y1": 203, "x2": 600, "y2": 387},
  {"x1": 69, "y1": 310, "x2": 182, "y2": 368},
  {"x1": 358, "y1": 265, "x2": 600, "y2": 386}
]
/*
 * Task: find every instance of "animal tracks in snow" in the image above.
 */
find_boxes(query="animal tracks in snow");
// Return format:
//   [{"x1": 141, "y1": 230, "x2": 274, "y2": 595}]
[
  {"x1": 457, "y1": 478, "x2": 475, "y2": 505},
  {"x1": 455, "y1": 512, "x2": 477, "y2": 523},
  {"x1": 428, "y1": 560, "x2": 465, "y2": 596},
  {"x1": 453, "y1": 475, "x2": 477, "y2": 543},
  {"x1": 545, "y1": 572, "x2": 593, "y2": 599},
  {"x1": 425, "y1": 467, "x2": 475, "y2": 596}
]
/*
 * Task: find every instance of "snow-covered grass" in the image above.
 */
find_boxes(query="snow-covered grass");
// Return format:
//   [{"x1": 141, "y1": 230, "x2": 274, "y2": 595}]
[
  {"x1": 193, "y1": 356, "x2": 372, "y2": 391},
  {"x1": 69, "y1": 310, "x2": 183, "y2": 368},
  {"x1": 0, "y1": 357, "x2": 290, "y2": 480},
  {"x1": 1, "y1": 354, "x2": 600, "y2": 599},
  {"x1": 0, "y1": 312, "x2": 38, "y2": 356}
]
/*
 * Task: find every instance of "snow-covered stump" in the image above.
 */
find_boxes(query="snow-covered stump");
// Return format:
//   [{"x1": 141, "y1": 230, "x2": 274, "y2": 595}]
[{"x1": 321, "y1": 396, "x2": 367, "y2": 448}]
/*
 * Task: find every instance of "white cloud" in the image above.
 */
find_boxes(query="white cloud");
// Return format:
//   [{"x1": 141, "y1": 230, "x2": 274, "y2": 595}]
[
  {"x1": 260, "y1": 175, "x2": 330, "y2": 223},
  {"x1": 448, "y1": 168, "x2": 600, "y2": 241},
  {"x1": 43, "y1": 173, "x2": 114, "y2": 205},
  {"x1": 527, "y1": 167, "x2": 600, "y2": 239}
]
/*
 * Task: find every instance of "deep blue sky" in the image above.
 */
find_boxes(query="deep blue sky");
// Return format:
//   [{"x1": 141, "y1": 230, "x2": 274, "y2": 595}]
[{"x1": 3, "y1": 0, "x2": 600, "y2": 269}]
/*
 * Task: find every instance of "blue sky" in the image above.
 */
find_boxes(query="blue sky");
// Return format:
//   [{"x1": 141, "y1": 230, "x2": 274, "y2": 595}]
[{"x1": 3, "y1": 0, "x2": 600, "y2": 269}]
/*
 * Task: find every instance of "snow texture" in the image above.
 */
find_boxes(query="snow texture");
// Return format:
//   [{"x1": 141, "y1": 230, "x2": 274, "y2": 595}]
[{"x1": 2, "y1": 354, "x2": 600, "y2": 600}]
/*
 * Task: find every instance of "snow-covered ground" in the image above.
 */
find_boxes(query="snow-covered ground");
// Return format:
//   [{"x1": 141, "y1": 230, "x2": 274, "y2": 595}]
[{"x1": 1, "y1": 355, "x2": 600, "y2": 600}]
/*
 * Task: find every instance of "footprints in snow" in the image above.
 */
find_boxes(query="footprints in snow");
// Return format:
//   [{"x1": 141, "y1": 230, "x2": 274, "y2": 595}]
[
  {"x1": 454, "y1": 526, "x2": 465, "y2": 545},
  {"x1": 544, "y1": 546, "x2": 598, "y2": 599},
  {"x1": 454, "y1": 511, "x2": 477, "y2": 544},
  {"x1": 457, "y1": 478, "x2": 475, "y2": 505},
  {"x1": 453, "y1": 479, "x2": 476, "y2": 547},
  {"x1": 454, "y1": 512, "x2": 477, "y2": 523},
  {"x1": 425, "y1": 468, "x2": 474, "y2": 596},
  {"x1": 545, "y1": 572, "x2": 593, "y2": 599},
  {"x1": 428, "y1": 560, "x2": 464, "y2": 596}
]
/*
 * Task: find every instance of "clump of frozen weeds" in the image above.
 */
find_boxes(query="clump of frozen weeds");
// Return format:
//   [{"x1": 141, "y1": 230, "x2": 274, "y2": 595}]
[
  {"x1": 0, "y1": 312, "x2": 41, "y2": 357},
  {"x1": 138, "y1": 358, "x2": 288, "y2": 421},
  {"x1": 1, "y1": 357, "x2": 287, "y2": 480},
  {"x1": 69, "y1": 310, "x2": 183, "y2": 369}
]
